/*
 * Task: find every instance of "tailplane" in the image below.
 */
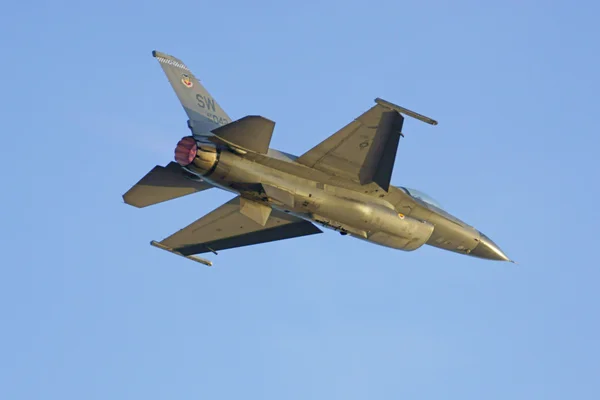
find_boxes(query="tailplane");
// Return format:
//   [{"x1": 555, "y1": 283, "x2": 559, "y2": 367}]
[{"x1": 122, "y1": 162, "x2": 212, "y2": 208}]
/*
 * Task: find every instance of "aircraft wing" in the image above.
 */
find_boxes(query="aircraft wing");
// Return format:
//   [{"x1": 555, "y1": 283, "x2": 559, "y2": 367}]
[
  {"x1": 295, "y1": 98, "x2": 436, "y2": 191},
  {"x1": 151, "y1": 196, "x2": 322, "y2": 262},
  {"x1": 295, "y1": 102, "x2": 404, "y2": 191}
]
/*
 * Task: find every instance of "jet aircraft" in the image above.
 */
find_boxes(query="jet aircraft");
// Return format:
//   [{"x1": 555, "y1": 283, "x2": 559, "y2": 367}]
[{"x1": 122, "y1": 50, "x2": 512, "y2": 266}]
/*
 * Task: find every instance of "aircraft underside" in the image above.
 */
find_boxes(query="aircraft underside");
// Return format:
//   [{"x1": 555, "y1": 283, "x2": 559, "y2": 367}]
[{"x1": 123, "y1": 50, "x2": 512, "y2": 266}]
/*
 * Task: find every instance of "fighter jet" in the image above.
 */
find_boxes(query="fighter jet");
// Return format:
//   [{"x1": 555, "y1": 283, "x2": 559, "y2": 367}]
[{"x1": 122, "y1": 50, "x2": 512, "y2": 266}]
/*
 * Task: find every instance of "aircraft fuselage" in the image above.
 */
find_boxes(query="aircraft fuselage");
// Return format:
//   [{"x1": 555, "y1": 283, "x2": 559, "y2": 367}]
[{"x1": 182, "y1": 141, "x2": 510, "y2": 262}]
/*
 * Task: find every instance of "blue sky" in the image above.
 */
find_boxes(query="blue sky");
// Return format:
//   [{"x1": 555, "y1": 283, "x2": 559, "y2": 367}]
[{"x1": 1, "y1": 1, "x2": 599, "y2": 398}]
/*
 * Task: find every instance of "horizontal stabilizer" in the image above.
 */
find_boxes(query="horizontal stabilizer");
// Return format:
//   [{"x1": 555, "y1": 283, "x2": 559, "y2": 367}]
[
  {"x1": 210, "y1": 116, "x2": 275, "y2": 154},
  {"x1": 123, "y1": 162, "x2": 212, "y2": 208}
]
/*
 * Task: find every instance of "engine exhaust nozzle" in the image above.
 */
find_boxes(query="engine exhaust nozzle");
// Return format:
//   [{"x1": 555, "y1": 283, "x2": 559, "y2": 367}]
[{"x1": 174, "y1": 136, "x2": 197, "y2": 166}]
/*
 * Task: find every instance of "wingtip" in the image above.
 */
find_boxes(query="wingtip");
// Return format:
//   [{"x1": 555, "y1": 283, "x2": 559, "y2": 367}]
[
  {"x1": 152, "y1": 50, "x2": 157, "y2": 57},
  {"x1": 150, "y1": 240, "x2": 213, "y2": 266},
  {"x1": 374, "y1": 97, "x2": 438, "y2": 126}
]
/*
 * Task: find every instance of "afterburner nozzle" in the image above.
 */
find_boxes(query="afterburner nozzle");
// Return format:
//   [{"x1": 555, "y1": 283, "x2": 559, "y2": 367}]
[{"x1": 174, "y1": 136, "x2": 197, "y2": 166}]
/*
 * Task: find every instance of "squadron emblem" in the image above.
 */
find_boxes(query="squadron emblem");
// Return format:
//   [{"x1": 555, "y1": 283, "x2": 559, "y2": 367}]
[{"x1": 180, "y1": 74, "x2": 193, "y2": 88}]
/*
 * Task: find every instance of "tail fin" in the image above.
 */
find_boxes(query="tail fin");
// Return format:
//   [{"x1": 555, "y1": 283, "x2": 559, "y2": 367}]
[{"x1": 152, "y1": 50, "x2": 231, "y2": 135}]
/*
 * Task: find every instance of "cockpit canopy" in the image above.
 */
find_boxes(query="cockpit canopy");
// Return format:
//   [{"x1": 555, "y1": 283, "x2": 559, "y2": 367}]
[{"x1": 400, "y1": 187, "x2": 444, "y2": 210}]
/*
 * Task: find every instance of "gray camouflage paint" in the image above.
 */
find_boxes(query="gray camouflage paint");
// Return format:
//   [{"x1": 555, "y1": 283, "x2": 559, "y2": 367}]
[{"x1": 123, "y1": 51, "x2": 511, "y2": 265}]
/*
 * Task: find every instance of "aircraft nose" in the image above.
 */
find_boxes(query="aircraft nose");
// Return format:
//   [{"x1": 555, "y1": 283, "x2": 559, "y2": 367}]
[{"x1": 470, "y1": 232, "x2": 513, "y2": 262}]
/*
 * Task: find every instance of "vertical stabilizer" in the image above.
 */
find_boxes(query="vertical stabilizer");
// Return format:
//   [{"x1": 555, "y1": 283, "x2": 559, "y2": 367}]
[{"x1": 152, "y1": 50, "x2": 231, "y2": 135}]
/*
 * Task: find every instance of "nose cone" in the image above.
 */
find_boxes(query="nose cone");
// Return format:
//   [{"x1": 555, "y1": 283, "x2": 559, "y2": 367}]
[{"x1": 470, "y1": 232, "x2": 512, "y2": 262}]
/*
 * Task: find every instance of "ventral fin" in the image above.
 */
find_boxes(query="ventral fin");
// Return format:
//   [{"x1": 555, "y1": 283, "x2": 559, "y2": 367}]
[{"x1": 239, "y1": 198, "x2": 272, "y2": 226}]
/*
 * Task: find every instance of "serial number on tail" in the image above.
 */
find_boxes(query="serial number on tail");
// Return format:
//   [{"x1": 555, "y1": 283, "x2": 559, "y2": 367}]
[{"x1": 207, "y1": 113, "x2": 229, "y2": 126}]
